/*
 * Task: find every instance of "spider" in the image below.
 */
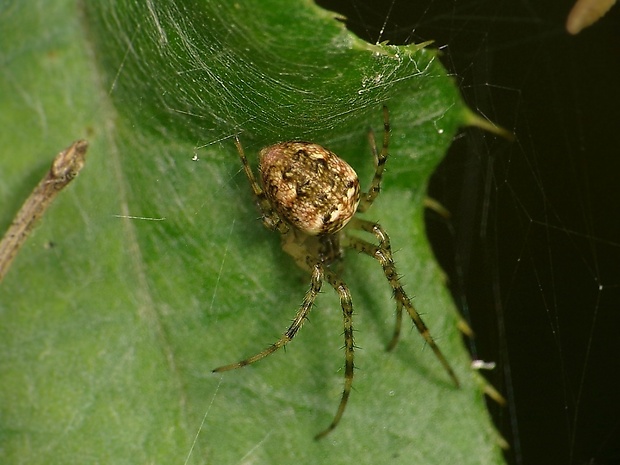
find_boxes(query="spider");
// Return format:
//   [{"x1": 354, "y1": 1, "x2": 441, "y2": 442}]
[{"x1": 213, "y1": 106, "x2": 459, "y2": 439}]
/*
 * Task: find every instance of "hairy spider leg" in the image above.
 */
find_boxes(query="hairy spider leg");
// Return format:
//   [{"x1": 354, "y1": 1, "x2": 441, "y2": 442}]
[
  {"x1": 358, "y1": 105, "x2": 390, "y2": 213},
  {"x1": 348, "y1": 217, "x2": 402, "y2": 351},
  {"x1": 346, "y1": 218, "x2": 460, "y2": 388},
  {"x1": 212, "y1": 263, "x2": 323, "y2": 372},
  {"x1": 387, "y1": 300, "x2": 404, "y2": 352},
  {"x1": 234, "y1": 137, "x2": 289, "y2": 234},
  {"x1": 314, "y1": 267, "x2": 356, "y2": 440}
]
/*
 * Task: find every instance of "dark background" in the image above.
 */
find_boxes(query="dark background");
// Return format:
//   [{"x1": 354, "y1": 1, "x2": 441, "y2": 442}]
[{"x1": 316, "y1": 1, "x2": 620, "y2": 464}]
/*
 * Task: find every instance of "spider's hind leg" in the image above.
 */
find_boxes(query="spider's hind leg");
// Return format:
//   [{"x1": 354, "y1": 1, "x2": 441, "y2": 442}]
[
  {"x1": 358, "y1": 105, "x2": 390, "y2": 213},
  {"x1": 234, "y1": 137, "x2": 288, "y2": 234}
]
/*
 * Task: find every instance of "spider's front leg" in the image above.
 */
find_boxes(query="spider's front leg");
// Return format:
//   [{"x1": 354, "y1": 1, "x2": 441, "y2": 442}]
[
  {"x1": 346, "y1": 218, "x2": 460, "y2": 388},
  {"x1": 314, "y1": 268, "x2": 356, "y2": 440},
  {"x1": 212, "y1": 263, "x2": 322, "y2": 372}
]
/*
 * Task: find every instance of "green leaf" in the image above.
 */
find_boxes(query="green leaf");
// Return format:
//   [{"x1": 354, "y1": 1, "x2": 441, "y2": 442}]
[{"x1": 0, "y1": 1, "x2": 505, "y2": 464}]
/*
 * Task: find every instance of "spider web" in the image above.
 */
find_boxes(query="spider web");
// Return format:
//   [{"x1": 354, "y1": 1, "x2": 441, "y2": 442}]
[
  {"x1": 2, "y1": 2, "x2": 618, "y2": 464},
  {"x1": 315, "y1": 1, "x2": 620, "y2": 464}
]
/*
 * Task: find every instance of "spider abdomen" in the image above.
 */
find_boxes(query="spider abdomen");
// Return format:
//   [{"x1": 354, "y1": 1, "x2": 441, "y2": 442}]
[{"x1": 259, "y1": 141, "x2": 360, "y2": 235}]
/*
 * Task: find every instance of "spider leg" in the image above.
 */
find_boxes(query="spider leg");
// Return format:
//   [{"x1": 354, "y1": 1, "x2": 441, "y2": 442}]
[
  {"x1": 349, "y1": 217, "x2": 403, "y2": 351},
  {"x1": 212, "y1": 263, "x2": 322, "y2": 372},
  {"x1": 358, "y1": 105, "x2": 390, "y2": 213},
  {"x1": 346, "y1": 218, "x2": 460, "y2": 388},
  {"x1": 386, "y1": 299, "x2": 403, "y2": 352},
  {"x1": 234, "y1": 137, "x2": 289, "y2": 234},
  {"x1": 314, "y1": 268, "x2": 355, "y2": 440}
]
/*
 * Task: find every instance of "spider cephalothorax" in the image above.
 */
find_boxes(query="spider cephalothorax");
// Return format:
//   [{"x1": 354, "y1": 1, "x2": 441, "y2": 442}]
[{"x1": 214, "y1": 106, "x2": 459, "y2": 439}]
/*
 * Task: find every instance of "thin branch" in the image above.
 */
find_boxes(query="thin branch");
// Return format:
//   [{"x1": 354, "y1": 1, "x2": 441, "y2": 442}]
[{"x1": 0, "y1": 140, "x2": 88, "y2": 282}]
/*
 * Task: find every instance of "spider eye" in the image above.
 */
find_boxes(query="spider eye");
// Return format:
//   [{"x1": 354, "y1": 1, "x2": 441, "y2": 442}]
[{"x1": 259, "y1": 141, "x2": 360, "y2": 235}]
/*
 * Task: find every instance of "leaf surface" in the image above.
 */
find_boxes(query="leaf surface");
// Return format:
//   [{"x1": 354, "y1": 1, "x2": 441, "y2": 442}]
[{"x1": 0, "y1": 1, "x2": 505, "y2": 464}]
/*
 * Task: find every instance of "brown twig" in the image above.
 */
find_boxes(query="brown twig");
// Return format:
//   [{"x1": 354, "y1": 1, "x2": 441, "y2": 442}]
[{"x1": 0, "y1": 140, "x2": 88, "y2": 283}]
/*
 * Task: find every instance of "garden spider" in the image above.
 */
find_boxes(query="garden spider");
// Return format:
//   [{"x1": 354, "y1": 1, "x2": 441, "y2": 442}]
[{"x1": 213, "y1": 106, "x2": 459, "y2": 439}]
